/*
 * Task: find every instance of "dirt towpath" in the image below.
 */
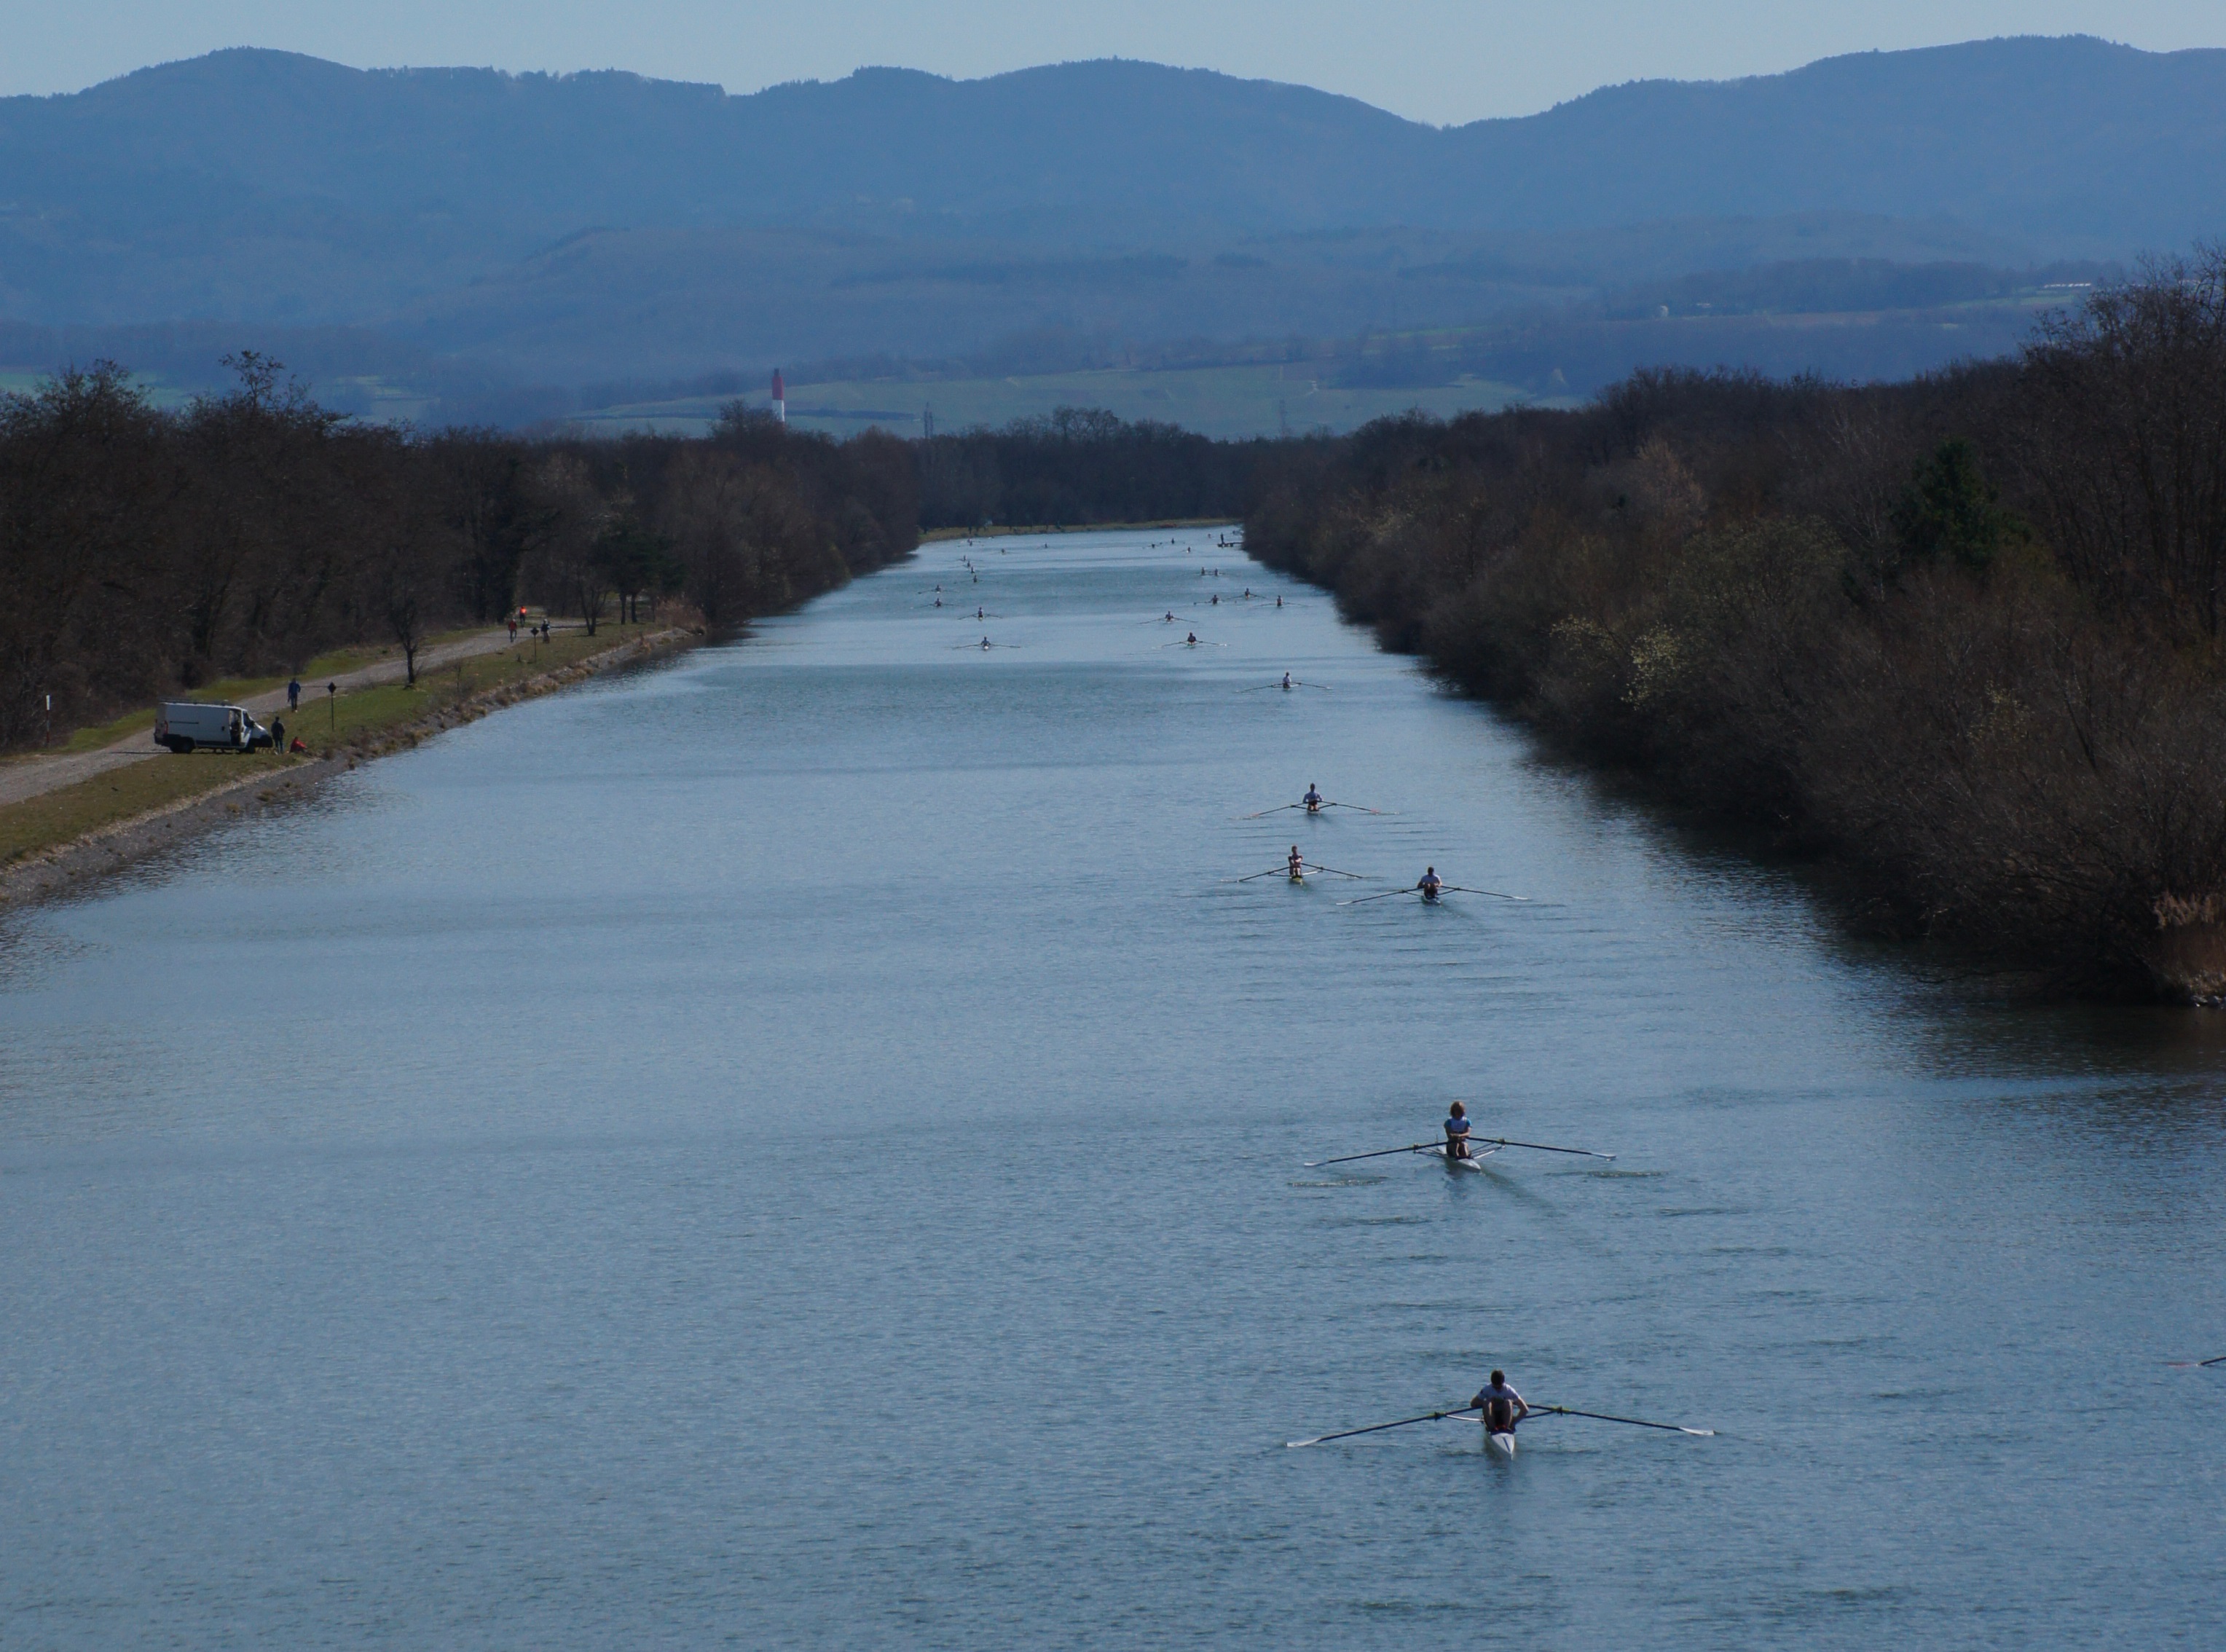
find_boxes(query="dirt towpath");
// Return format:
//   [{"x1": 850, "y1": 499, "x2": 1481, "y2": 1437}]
[{"x1": 0, "y1": 629, "x2": 521, "y2": 809}]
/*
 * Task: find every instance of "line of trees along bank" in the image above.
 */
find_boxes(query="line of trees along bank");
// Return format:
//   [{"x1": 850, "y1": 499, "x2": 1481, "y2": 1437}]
[
  {"x1": 0, "y1": 366, "x2": 917, "y2": 749},
  {"x1": 1246, "y1": 253, "x2": 2226, "y2": 1002},
  {"x1": 916, "y1": 406, "x2": 1267, "y2": 529}
]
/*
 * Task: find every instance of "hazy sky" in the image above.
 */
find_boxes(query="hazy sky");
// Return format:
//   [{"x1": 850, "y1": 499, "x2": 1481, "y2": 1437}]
[{"x1": 8, "y1": 1, "x2": 2224, "y2": 123}]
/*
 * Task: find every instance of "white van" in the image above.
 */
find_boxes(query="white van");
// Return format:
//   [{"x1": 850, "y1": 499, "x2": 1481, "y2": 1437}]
[{"x1": 154, "y1": 702, "x2": 271, "y2": 754}]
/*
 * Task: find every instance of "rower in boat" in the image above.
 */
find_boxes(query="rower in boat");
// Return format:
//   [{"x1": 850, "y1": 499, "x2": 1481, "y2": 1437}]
[
  {"x1": 1187, "y1": 632, "x2": 1199, "y2": 645},
  {"x1": 1275, "y1": 595, "x2": 1283, "y2": 608},
  {"x1": 1281, "y1": 672, "x2": 1294, "y2": 691},
  {"x1": 1444, "y1": 1100, "x2": 1473, "y2": 1161},
  {"x1": 980, "y1": 636, "x2": 992, "y2": 650},
  {"x1": 1303, "y1": 784, "x2": 1324, "y2": 814},
  {"x1": 1288, "y1": 845, "x2": 1305, "y2": 881},
  {"x1": 1418, "y1": 867, "x2": 1444, "y2": 902},
  {"x1": 1472, "y1": 1370, "x2": 1529, "y2": 1453}
]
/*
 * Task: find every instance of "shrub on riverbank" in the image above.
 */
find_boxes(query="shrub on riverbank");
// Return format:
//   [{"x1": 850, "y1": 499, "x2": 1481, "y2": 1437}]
[{"x1": 1244, "y1": 256, "x2": 2226, "y2": 1000}]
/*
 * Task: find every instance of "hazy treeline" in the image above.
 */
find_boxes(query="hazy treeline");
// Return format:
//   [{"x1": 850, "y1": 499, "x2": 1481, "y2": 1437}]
[
  {"x1": 0, "y1": 365, "x2": 915, "y2": 750},
  {"x1": 1246, "y1": 255, "x2": 2226, "y2": 1000},
  {"x1": 916, "y1": 406, "x2": 1267, "y2": 529}
]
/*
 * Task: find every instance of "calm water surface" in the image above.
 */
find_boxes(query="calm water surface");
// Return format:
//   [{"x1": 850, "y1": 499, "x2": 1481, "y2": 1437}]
[{"x1": 3, "y1": 529, "x2": 2222, "y2": 1648}]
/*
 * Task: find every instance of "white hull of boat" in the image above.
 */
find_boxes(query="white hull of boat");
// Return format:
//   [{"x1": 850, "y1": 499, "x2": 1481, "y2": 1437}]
[
  {"x1": 1487, "y1": 1430, "x2": 1517, "y2": 1458},
  {"x1": 1428, "y1": 1144, "x2": 1502, "y2": 1173}
]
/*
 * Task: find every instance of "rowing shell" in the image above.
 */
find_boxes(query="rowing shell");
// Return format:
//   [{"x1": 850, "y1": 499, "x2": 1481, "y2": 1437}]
[
  {"x1": 1487, "y1": 1428, "x2": 1517, "y2": 1458},
  {"x1": 1427, "y1": 1144, "x2": 1503, "y2": 1173}
]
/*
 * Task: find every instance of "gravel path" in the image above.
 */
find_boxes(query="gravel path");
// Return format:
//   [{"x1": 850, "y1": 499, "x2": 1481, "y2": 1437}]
[{"x1": 0, "y1": 629, "x2": 519, "y2": 809}]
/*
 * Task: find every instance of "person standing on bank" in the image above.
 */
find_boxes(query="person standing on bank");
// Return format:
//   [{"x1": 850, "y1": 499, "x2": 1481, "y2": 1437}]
[{"x1": 287, "y1": 677, "x2": 302, "y2": 712}]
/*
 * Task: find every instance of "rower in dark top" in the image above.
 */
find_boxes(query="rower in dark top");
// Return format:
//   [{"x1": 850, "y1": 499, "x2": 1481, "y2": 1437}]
[
  {"x1": 1444, "y1": 1099, "x2": 1473, "y2": 1160},
  {"x1": 1472, "y1": 1369, "x2": 1528, "y2": 1437},
  {"x1": 1303, "y1": 784, "x2": 1324, "y2": 814},
  {"x1": 1418, "y1": 866, "x2": 1444, "y2": 901},
  {"x1": 1281, "y1": 672, "x2": 1294, "y2": 691}
]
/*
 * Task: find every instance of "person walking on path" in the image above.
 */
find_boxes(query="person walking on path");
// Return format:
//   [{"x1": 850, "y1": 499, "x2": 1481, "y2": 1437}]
[{"x1": 287, "y1": 678, "x2": 301, "y2": 712}]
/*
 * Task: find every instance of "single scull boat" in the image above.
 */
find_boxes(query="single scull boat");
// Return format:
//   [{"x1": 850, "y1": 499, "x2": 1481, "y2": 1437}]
[{"x1": 1428, "y1": 1144, "x2": 1502, "y2": 1173}]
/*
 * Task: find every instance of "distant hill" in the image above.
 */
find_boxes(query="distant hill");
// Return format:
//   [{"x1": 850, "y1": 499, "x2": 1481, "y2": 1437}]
[{"x1": 0, "y1": 36, "x2": 2218, "y2": 400}]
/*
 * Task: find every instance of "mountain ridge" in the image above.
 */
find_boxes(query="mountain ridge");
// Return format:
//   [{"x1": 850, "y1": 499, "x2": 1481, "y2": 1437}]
[{"x1": 0, "y1": 36, "x2": 2218, "y2": 394}]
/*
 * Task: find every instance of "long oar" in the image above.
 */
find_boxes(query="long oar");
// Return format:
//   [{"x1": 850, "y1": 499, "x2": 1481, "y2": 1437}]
[
  {"x1": 1337, "y1": 886, "x2": 1417, "y2": 906},
  {"x1": 1323, "y1": 801, "x2": 1388, "y2": 814},
  {"x1": 1439, "y1": 886, "x2": 1530, "y2": 902},
  {"x1": 1301, "y1": 1143, "x2": 1437, "y2": 1168},
  {"x1": 1229, "y1": 865, "x2": 1301, "y2": 883},
  {"x1": 2167, "y1": 1353, "x2": 2226, "y2": 1368},
  {"x1": 1475, "y1": 1135, "x2": 1616, "y2": 1161},
  {"x1": 1287, "y1": 1404, "x2": 1479, "y2": 1449},
  {"x1": 1303, "y1": 862, "x2": 1369, "y2": 880},
  {"x1": 1237, "y1": 803, "x2": 1305, "y2": 819},
  {"x1": 1528, "y1": 1404, "x2": 1715, "y2": 1437}
]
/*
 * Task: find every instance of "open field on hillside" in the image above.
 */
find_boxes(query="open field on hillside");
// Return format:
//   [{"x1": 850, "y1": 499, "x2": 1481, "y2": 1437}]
[{"x1": 568, "y1": 362, "x2": 1538, "y2": 441}]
